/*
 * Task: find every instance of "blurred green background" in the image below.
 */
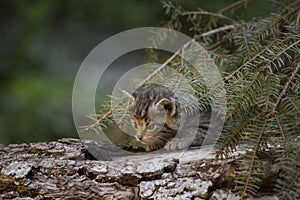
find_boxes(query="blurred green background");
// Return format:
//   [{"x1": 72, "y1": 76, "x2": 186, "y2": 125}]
[
  {"x1": 0, "y1": 0, "x2": 166, "y2": 144},
  {"x1": 0, "y1": 0, "x2": 277, "y2": 145}
]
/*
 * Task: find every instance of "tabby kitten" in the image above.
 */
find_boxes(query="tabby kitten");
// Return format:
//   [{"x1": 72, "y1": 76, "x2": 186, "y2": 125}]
[{"x1": 124, "y1": 85, "x2": 211, "y2": 151}]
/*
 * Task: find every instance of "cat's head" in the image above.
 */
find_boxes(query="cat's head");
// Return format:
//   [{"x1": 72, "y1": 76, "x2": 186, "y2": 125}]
[{"x1": 123, "y1": 88, "x2": 180, "y2": 150}]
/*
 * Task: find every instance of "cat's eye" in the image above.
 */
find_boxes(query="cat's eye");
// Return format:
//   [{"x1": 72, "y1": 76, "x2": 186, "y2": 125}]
[
  {"x1": 132, "y1": 122, "x2": 138, "y2": 129},
  {"x1": 146, "y1": 123, "x2": 155, "y2": 130}
]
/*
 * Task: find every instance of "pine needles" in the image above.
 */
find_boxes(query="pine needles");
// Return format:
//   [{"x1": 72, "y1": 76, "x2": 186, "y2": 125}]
[
  {"x1": 158, "y1": 0, "x2": 300, "y2": 198},
  {"x1": 88, "y1": 0, "x2": 299, "y2": 198}
]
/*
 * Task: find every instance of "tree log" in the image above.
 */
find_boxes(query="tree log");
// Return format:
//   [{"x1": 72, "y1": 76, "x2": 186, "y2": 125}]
[{"x1": 0, "y1": 138, "x2": 279, "y2": 199}]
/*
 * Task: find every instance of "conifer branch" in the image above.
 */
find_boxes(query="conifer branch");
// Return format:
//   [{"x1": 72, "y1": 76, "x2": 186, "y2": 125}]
[
  {"x1": 251, "y1": 10, "x2": 295, "y2": 47},
  {"x1": 197, "y1": 25, "x2": 237, "y2": 38},
  {"x1": 84, "y1": 99, "x2": 124, "y2": 131},
  {"x1": 296, "y1": 11, "x2": 300, "y2": 29},
  {"x1": 287, "y1": 0, "x2": 300, "y2": 9},
  {"x1": 215, "y1": 111, "x2": 266, "y2": 158},
  {"x1": 243, "y1": 26, "x2": 250, "y2": 54},
  {"x1": 117, "y1": 99, "x2": 130, "y2": 125},
  {"x1": 264, "y1": 40, "x2": 300, "y2": 71},
  {"x1": 266, "y1": 74, "x2": 271, "y2": 110},
  {"x1": 280, "y1": 171, "x2": 300, "y2": 199},
  {"x1": 272, "y1": 0, "x2": 300, "y2": 10},
  {"x1": 223, "y1": 35, "x2": 297, "y2": 81},
  {"x1": 93, "y1": 1, "x2": 300, "y2": 197},
  {"x1": 241, "y1": 120, "x2": 267, "y2": 197},
  {"x1": 181, "y1": 11, "x2": 237, "y2": 25},
  {"x1": 219, "y1": 0, "x2": 250, "y2": 14},
  {"x1": 137, "y1": 39, "x2": 194, "y2": 88},
  {"x1": 174, "y1": 50, "x2": 185, "y2": 92},
  {"x1": 273, "y1": 113, "x2": 289, "y2": 160},
  {"x1": 272, "y1": 62, "x2": 300, "y2": 112},
  {"x1": 227, "y1": 72, "x2": 261, "y2": 119},
  {"x1": 223, "y1": 47, "x2": 267, "y2": 81},
  {"x1": 285, "y1": 95, "x2": 300, "y2": 114}
]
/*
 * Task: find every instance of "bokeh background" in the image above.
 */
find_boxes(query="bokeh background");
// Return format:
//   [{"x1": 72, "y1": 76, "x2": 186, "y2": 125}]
[{"x1": 0, "y1": 0, "x2": 276, "y2": 144}]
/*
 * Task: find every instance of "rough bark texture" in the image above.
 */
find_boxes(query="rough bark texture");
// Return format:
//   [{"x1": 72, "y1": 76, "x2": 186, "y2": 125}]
[{"x1": 0, "y1": 138, "x2": 278, "y2": 200}]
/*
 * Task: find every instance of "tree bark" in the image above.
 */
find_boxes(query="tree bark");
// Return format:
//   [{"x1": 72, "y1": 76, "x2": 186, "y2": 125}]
[{"x1": 0, "y1": 138, "x2": 278, "y2": 200}]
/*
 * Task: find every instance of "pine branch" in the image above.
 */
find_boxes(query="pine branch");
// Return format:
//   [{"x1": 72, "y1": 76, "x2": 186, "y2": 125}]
[
  {"x1": 215, "y1": 111, "x2": 266, "y2": 158},
  {"x1": 137, "y1": 39, "x2": 194, "y2": 88},
  {"x1": 285, "y1": 95, "x2": 300, "y2": 114},
  {"x1": 227, "y1": 71, "x2": 262, "y2": 119},
  {"x1": 197, "y1": 24, "x2": 237, "y2": 38},
  {"x1": 296, "y1": 10, "x2": 300, "y2": 29},
  {"x1": 272, "y1": 61, "x2": 300, "y2": 112},
  {"x1": 280, "y1": 170, "x2": 300, "y2": 199},
  {"x1": 273, "y1": 113, "x2": 289, "y2": 160},
  {"x1": 219, "y1": 0, "x2": 250, "y2": 14},
  {"x1": 117, "y1": 99, "x2": 130, "y2": 126},
  {"x1": 223, "y1": 35, "x2": 295, "y2": 81},
  {"x1": 174, "y1": 50, "x2": 185, "y2": 92},
  {"x1": 242, "y1": 26, "x2": 250, "y2": 54},
  {"x1": 241, "y1": 120, "x2": 267, "y2": 197},
  {"x1": 84, "y1": 99, "x2": 124, "y2": 131},
  {"x1": 92, "y1": 1, "x2": 300, "y2": 197},
  {"x1": 180, "y1": 11, "x2": 237, "y2": 25},
  {"x1": 249, "y1": 4, "x2": 300, "y2": 49}
]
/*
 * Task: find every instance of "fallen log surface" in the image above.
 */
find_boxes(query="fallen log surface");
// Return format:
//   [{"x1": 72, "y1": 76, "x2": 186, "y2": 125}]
[{"x1": 0, "y1": 138, "x2": 278, "y2": 200}]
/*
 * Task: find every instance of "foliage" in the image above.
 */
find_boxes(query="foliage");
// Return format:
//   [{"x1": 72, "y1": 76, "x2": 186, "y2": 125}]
[
  {"x1": 1, "y1": 75, "x2": 75, "y2": 144},
  {"x1": 0, "y1": 0, "x2": 164, "y2": 144},
  {"x1": 90, "y1": 0, "x2": 300, "y2": 198},
  {"x1": 160, "y1": 0, "x2": 300, "y2": 198}
]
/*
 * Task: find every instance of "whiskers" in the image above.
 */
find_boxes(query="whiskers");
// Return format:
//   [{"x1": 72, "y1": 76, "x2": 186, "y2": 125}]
[{"x1": 144, "y1": 132, "x2": 175, "y2": 151}]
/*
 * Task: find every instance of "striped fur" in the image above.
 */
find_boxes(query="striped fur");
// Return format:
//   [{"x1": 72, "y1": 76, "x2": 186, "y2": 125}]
[{"x1": 128, "y1": 86, "x2": 211, "y2": 151}]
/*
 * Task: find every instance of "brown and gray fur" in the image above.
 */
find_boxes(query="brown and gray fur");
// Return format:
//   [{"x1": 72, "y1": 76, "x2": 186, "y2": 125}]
[{"x1": 124, "y1": 86, "x2": 211, "y2": 151}]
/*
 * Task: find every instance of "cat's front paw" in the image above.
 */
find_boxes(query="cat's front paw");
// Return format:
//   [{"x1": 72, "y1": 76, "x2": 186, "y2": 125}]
[
  {"x1": 146, "y1": 145, "x2": 153, "y2": 152},
  {"x1": 146, "y1": 144, "x2": 164, "y2": 152},
  {"x1": 164, "y1": 138, "x2": 192, "y2": 150}
]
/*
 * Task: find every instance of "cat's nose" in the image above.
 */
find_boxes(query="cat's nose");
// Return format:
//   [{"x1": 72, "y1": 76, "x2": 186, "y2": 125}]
[{"x1": 136, "y1": 135, "x2": 143, "y2": 141}]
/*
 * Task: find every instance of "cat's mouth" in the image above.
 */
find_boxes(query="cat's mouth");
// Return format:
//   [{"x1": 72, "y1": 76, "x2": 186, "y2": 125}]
[
  {"x1": 137, "y1": 135, "x2": 171, "y2": 151},
  {"x1": 135, "y1": 135, "x2": 153, "y2": 143},
  {"x1": 135, "y1": 133, "x2": 173, "y2": 145}
]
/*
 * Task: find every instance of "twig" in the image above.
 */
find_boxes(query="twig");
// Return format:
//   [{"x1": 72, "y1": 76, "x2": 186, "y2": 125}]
[
  {"x1": 296, "y1": 10, "x2": 300, "y2": 30},
  {"x1": 285, "y1": 95, "x2": 300, "y2": 114},
  {"x1": 198, "y1": 25, "x2": 237, "y2": 38},
  {"x1": 215, "y1": 111, "x2": 266, "y2": 158},
  {"x1": 219, "y1": 0, "x2": 250, "y2": 14},
  {"x1": 268, "y1": 0, "x2": 286, "y2": 8},
  {"x1": 227, "y1": 71, "x2": 261, "y2": 119},
  {"x1": 84, "y1": 99, "x2": 123, "y2": 131},
  {"x1": 174, "y1": 49, "x2": 185, "y2": 92},
  {"x1": 243, "y1": 25, "x2": 250, "y2": 54},
  {"x1": 206, "y1": 24, "x2": 242, "y2": 49},
  {"x1": 227, "y1": 46, "x2": 299, "y2": 118},
  {"x1": 286, "y1": 0, "x2": 300, "y2": 10},
  {"x1": 251, "y1": 6, "x2": 300, "y2": 47},
  {"x1": 272, "y1": 62, "x2": 300, "y2": 112},
  {"x1": 181, "y1": 11, "x2": 237, "y2": 25},
  {"x1": 268, "y1": 0, "x2": 300, "y2": 11},
  {"x1": 242, "y1": 120, "x2": 267, "y2": 197},
  {"x1": 224, "y1": 35, "x2": 299, "y2": 103},
  {"x1": 281, "y1": 171, "x2": 300, "y2": 199},
  {"x1": 264, "y1": 40, "x2": 300, "y2": 70},
  {"x1": 137, "y1": 39, "x2": 194, "y2": 88},
  {"x1": 117, "y1": 98, "x2": 130, "y2": 125},
  {"x1": 223, "y1": 35, "x2": 297, "y2": 81},
  {"x1": 266, "y1": 74, "x2": 270, "y2": 110},
  {"x1": 273, "y1": 113, "x2": 289, "y2": 160}
]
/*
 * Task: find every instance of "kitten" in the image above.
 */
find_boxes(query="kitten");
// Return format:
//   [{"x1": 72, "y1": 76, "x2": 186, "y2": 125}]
[{"x1": 124, "y1": 85, "x2": 211, "y2": 151}]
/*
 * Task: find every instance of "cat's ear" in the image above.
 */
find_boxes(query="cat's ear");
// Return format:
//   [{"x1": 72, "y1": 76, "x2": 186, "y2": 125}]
[
  {"x1": 122, "y1": 90, "x2": 135, "y2": 103},
  {"x1": 156, "y1": 98, "x2": 176, "y2": 116}
]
